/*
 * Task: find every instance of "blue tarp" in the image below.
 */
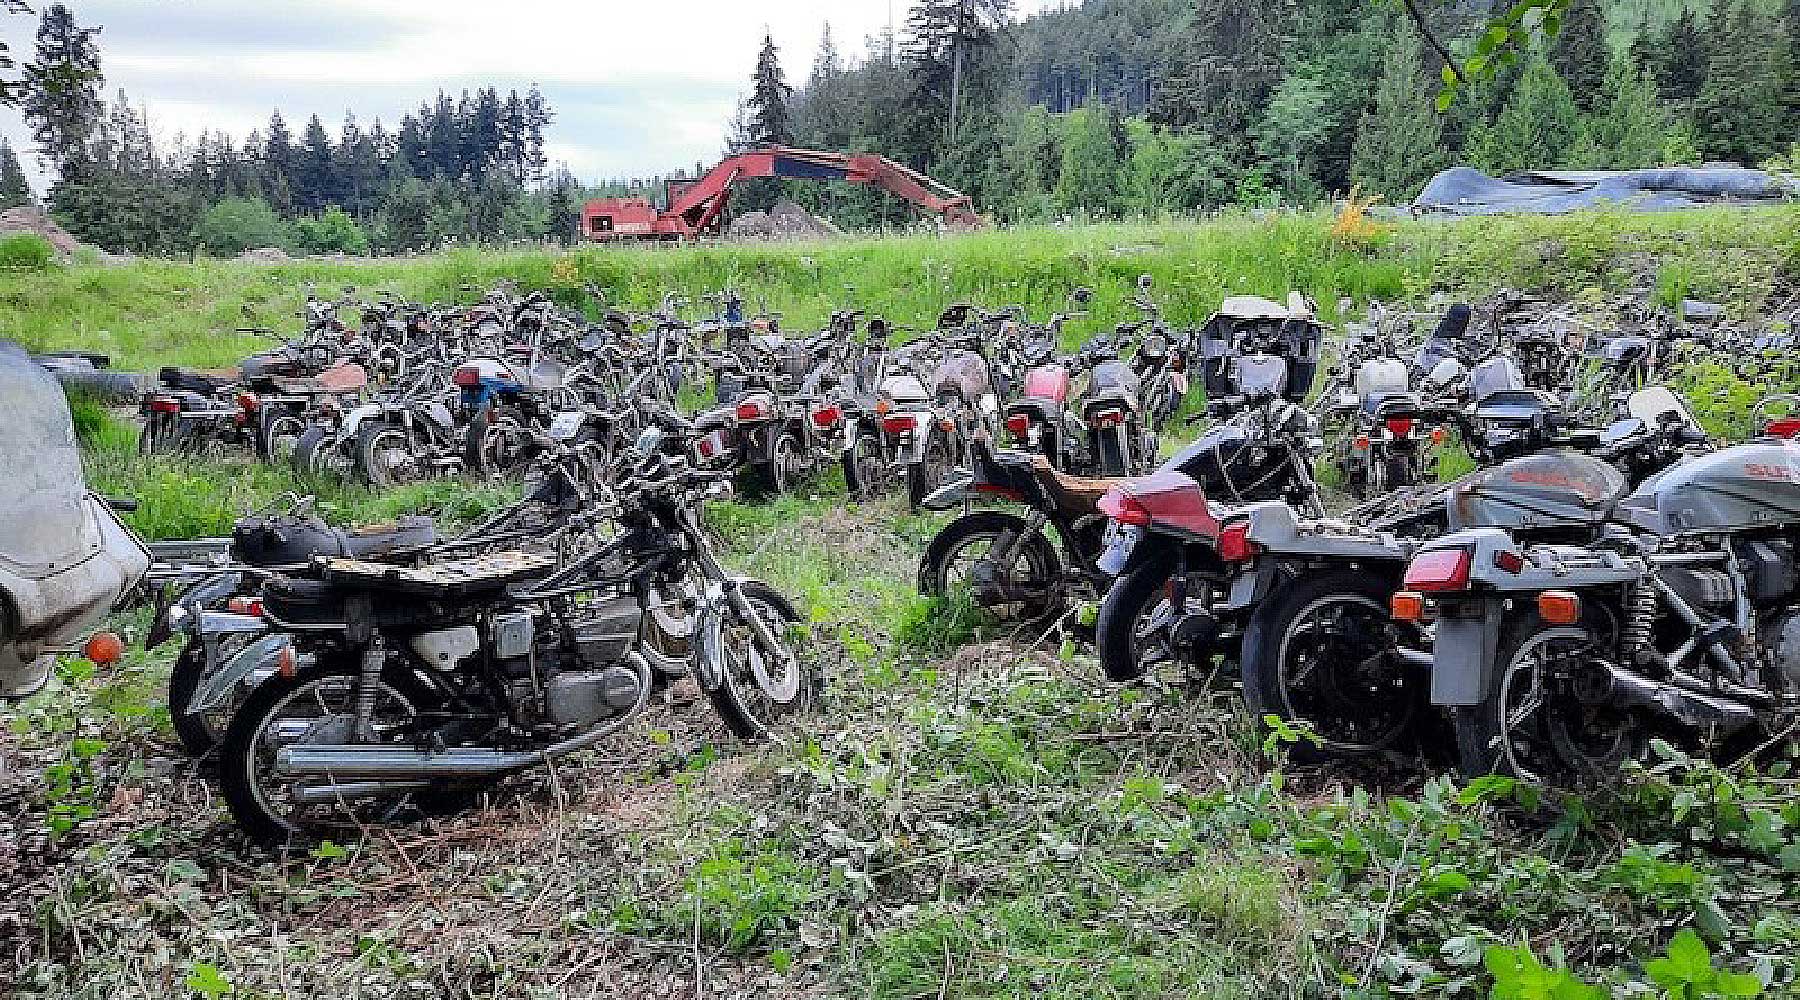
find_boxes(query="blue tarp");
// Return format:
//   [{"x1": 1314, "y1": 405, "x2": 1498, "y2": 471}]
[{"x1": 1410, "y1": 166, "x2": 1796, "y2": 216}]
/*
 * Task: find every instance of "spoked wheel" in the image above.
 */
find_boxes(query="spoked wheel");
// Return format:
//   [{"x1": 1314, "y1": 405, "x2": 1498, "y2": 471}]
[
  {"x1": 294, "y1": 425, "x2": 354, "y2": 477},
  {"x1": 138, "y1": 411, "x2": 180, "y2": 455},
  {"x1": 1241, "y1": 572, "x2": 1423, "y2": 759},
  {"x1": 218, "y1": 663, "x2": 425, "y2": 847},
  {"x1": 906, "y1": 432, "x2": 954, "y2": 508},
  {"x1": 702, "y1": 580, "x2": 819, "y2": 740},
  {"x1": 260, "y1": 411, "x2": 307, "y2": 464},
  {"x1": 767, "y1": 430, "x2": 810, "y2": 494},
  {"x1": 357, "y1": 424, "x2": 426, "y2": 487},
  {"x1": 919, "y1": 511, "x2": 1065, "y2": 625},
  {"x1": 844, "y1": 433, "x2": 894, "y2": 500},
  {"x1": 167, "y1": 632, "x2": 272, "y2": 758},
  {"x1": 468, "y1": 410, "x2": 532, "y2": 478},
  {"x1": 1453, "y1": 619, "x2": 1641, "y2": 784}
]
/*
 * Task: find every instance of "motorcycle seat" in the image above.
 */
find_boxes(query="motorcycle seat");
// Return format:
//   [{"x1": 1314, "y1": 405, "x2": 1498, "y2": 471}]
[
  {"x1": 233, "y1": 514, "x2": 439, "y2": 569},
  {"x1": 158, "y1": 366, "x2": 240, "y2": 394},
  {"x1": 315, "y1": 550, "x2": 556, "y2": 598},
  {"x1": 1364, "y1": 391, "x2": 1421, "y2": 417},
  {"x1": 1031, "y1": 455, "x2": 1116, "y2": 518},
  {"x1": 265, "y1": 363, "x2": 369, "y2": 396}
]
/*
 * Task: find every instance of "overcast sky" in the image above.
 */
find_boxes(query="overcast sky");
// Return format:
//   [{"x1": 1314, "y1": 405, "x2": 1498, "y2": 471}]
[{"x1": 1, "y1": 0, "x2": 1056, "y2": 195}]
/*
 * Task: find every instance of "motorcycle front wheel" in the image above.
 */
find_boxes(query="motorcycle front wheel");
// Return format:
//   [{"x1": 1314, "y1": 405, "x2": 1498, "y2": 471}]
[
  {"x1": 357, "y1": 424, "x2": 424, "y2": 487},
  {"x1": 1094, "y1": 553, "x2": 1177, "y2": 682},
  {"x1": 843, "y1": 433, "x2": 892, "y2": 500},
  {"x1": 701, "y1": 580, "x2": 819, "y2": 740},
  {"x1": 905, "y1": 432, "x2": 954, "y2": 509}
]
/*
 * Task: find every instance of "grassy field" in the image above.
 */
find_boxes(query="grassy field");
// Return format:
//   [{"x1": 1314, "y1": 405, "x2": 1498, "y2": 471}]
[
  {"x1": 6, "y1": 210, "x2": 1800, "y2": 999},
  {"x1": 4, "y1": 207, "x2": 1797, "y2": 372}
]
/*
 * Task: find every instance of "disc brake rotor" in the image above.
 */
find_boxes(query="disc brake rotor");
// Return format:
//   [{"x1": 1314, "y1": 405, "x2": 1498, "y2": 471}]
[{"x1": 742, "y1": 610, "x2": 801, "y2": 703}]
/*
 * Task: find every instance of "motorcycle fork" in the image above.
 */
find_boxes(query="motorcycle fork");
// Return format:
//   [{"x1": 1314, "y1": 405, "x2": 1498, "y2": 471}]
[
  {"x1": 988, "y1": 507, "x2": 1049, "y2": 569},
  {"x1": 687, "y1": 519, "x2": 792, "y2": 666}
]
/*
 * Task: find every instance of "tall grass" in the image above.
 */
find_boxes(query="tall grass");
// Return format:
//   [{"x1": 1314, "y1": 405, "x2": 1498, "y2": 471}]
[{"x1": 10, "y1": 207, "x2": 1795, "y2": 372}]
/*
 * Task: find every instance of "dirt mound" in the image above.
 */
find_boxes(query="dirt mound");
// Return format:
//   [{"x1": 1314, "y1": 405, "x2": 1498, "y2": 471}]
[
  {"x1": 0, "y1": 205, "x2": 82, "y2": 255},
  {"x1": 726, "y1": 199, "x2": 841, "y2": 241}
]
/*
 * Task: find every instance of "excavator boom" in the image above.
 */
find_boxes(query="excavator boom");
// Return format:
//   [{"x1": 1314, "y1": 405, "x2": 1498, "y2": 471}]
[{"x1": 582, "y1": 146, "x2": 982, "y2": 241}]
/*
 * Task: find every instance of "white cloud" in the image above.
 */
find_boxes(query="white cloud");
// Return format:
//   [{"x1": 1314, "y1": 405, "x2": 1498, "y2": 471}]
[{"x1": 2, "y1": 0, "x2": 1054, "y2": 193}]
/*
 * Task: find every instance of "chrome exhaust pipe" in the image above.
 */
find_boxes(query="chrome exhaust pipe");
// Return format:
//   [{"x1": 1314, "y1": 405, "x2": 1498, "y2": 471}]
[
  {"x1": 275, "y1": 653, "x2": 651, "y2": 780},
  {"x1": 289, "y1": 780, "x2": 430, "y2": 806}
]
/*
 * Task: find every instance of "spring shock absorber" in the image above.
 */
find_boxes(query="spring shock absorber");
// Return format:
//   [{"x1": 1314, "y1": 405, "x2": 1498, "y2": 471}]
[
  {"x1": 351, "y1": 638, "x2": 385, "y2": 741},
  {"x1": 1622, "y1": 582, "x2": 1657, "y2": 664}
]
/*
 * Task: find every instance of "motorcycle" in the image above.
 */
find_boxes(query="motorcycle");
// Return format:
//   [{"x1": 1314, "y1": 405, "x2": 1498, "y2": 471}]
[
  {"x1": 213, "y1": 433, "x2": 818, "y2": 844},
  {"x1": 1392, "y1": 387, "x2": 1800, "y2": 784},
  {"x1": 998, "y1": 289, "x2": 1092, "y2": 470}
]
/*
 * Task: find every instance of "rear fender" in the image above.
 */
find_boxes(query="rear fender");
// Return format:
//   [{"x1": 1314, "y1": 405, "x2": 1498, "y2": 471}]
[
  {"x1": 1428, "y1": 600, "x2": 1504, "y2": 706},
  {"x1": 920, "y1": 468, "x2": 975, "y2": 511},
  {"x1": 188, "y1": 631, "x2": 290, "y2": 714}
]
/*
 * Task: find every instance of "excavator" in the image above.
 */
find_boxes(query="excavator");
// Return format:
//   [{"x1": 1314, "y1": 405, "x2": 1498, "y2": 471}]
[{"x1": 581, "y1": 146, "x2": 983, "y2": 241}]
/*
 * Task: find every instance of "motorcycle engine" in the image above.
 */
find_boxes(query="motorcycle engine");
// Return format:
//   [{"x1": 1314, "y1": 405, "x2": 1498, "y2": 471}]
[
  {"x1": 490, "y1": 605, "x2": 646, "y2": 729},
  {"x1": 1762, "y1": 612, "x2": 1800, "y2": 691},
  {"x1": 1657, "y1": 567, "x2": 1735, "y2": 611}
]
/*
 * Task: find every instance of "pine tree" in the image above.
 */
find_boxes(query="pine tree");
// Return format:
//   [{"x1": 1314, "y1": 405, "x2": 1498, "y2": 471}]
[
  {"x1": 1146, "y1": 0, "x2": 1285, "y2": 140},
  {"x1": 1471, "y1": 55, "x2": 1581, "y2": 173},
  {"x1": 0, "y1": 137, "x2": 30, "y2": 208},
  {"x1": 522, "y1": 85, "x2": 551, "y2": 184},
  {"x1": 21, "y1": 3, "x2": 104, "y2": 182},
  {"x1": 1581, "y1": 56, "x2": 1674, "y2": 168},
  {"x1": 297, "y1": 114, "x2": 336, "y2": 212},
  {"x1": 1350, "y1": 27, "x2": 1446, "y2": 202},
  {"x1": 1053, "y1": 106, "x2": 1125, "y2": 216},
  {"x1": 1636, "y1": 8, "x2": 1706, "y2": 104},
  {"x1": 1550, "y1": 0, "x2": 1608, "y2": 112},
  {"x1": 1695, "y1": 0, "x2": 1794, "y2": 164},
  {"x1": 1, "y1": 0, "x2": 31, "y2": 108},
  {"x1": 747, "y1": 32, "x2": 793, "y2": 146}
]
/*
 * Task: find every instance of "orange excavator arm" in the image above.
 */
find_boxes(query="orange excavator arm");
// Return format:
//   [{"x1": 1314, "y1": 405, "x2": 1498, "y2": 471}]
[{"x1": 656, "y1": 146, "x2": 983, "y2": 236}]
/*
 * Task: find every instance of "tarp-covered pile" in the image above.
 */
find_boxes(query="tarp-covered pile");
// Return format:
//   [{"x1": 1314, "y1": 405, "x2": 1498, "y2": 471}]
[{"x1": 1410, "y1": 166, "x2": 1796, "y2": 216}]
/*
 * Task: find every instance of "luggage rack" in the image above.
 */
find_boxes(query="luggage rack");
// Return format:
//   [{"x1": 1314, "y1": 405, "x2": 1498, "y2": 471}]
[{"x1": 314, "y1": 550, "x2": 557, "y2": 596}]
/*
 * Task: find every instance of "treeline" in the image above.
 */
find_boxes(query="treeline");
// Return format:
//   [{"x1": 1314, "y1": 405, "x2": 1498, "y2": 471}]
[
  {"x1": 1, "y1": 4, "x2": 587, "y2": 255},
  {"x1": 742, "y1": 0, "x2": 1800, "y2": 226}
]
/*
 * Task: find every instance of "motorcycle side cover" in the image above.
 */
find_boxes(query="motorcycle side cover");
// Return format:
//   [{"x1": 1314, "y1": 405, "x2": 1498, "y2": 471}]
[{"x1": 1620, "y1": 441, "x2": 1800, "y2": 533}]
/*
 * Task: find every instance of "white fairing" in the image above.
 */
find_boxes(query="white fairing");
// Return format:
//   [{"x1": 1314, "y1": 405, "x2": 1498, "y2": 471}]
[
  {"x1": 1354, "y1": 358, "x2": 1409, "y2": 404},
  {"x1": 0, "y1": 342, "x2": 151, "y2": 697}
]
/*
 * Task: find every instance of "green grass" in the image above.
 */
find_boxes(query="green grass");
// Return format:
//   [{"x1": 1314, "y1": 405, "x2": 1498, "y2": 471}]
[{"x1": 8, "y1": 207, "x2": 1798, "y2": 372}]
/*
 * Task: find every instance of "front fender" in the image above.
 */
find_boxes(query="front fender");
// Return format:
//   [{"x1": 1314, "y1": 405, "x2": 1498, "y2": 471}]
[
  {"x1": 919, "y1": 469, "x2": 975, "y2": 511},
  {"x1": 188, "y1": 631, "x2": 289, "y2": 714}
]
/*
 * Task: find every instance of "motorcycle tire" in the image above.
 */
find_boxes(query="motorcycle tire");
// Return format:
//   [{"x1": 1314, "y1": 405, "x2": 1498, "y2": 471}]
[
  {"x1": 701, "y1": 580, "x2": 819, "y2": 741},
  {"x1": 168, "y1": 641, "x2": 223, "y2": 757},
  {"x1": 357, "y1": 422, "x2": 422, "y2": 488},
  {"x1": 1094, "y1": 552, "x2": 1176, "y2": 682},
  {"x1": 843, "y1": 433, "x2": 889, "y2": 500},
  {"x1": 259, "y1": 409, "x2": 307, "y2": 464},
  {"x1": 292, "y1": 425, "x2": 338, "y2": 477},
  {"x1": 1097, "y1": 430, "x2": 1128, "y2": 478},
  {"x1": 1450, "y1": 617, "x2": 1639, "y2": 784},
  {"x1": 218, "y1": 659, "x2": 432, "y2": 847},
  {"x1": 918, "y1": 510, "x2": 1065, "y2": 625},
  {"x1": 905, "y1": 432, "x2": 953, "y2": 509},
  {"x1": 1240, "y1": 570, "x2": 1421, "y2": 761},
  {"x1": 766, "y1": 430, "x2": 807, "y2": 495},
  {"x1": 138, "y1": 412, "x2": 177, "y2": 456}
]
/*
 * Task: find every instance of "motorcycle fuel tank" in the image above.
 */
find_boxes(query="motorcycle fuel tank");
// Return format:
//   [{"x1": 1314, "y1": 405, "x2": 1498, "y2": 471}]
[
  {"x1": 1621, "y1": 441, "x2": 1800, "y2": 533},
  {"x1": 1448, "y1": 450, "x2": 1628, "y2": 531}
]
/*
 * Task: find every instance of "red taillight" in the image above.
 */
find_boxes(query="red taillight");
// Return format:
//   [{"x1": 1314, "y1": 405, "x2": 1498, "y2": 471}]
[
  {"x1": 1092, "y1": 408, "x2": 1124, "y2": 429},
  {"x1": 1218, "y1": 521, "x2": 1260, "y2": 563},
  {"x1": 1004, "y1": 413, "x2": 1031, "y2": 437},
  {"x1": 1493, "y1": 549, "x2": 1525, "y2": 574},
  {"x1": 452, "y1": 366, "x2": 481, "y2": 387},
  {"x1": 226, "y1": 596, "x2": 263, "y2": 617},
  {"x1": 1352, "y1": 435, "x2": 1370, "y2": 451},
  {"x1": 811, "y1": 405, "x2": 842, "y2": 429},
  {"x1": 1430, "y1": 427, "x2": 1448, "y2": 445},
  {"x1": 1385, "y1": 417, "x2": 1414, "y2": 437},
  {"x1": 1097, "y1": 489, "x2": 1151, "y2": 526},
  {"x1": 1766, "y1": 417, "x2": 1800, "y2": 439},
  {"x1": 236, "y1": 391, "x2": 260, "y2": 412},
  {"x1": 148, "y1": 397, "x2": 182, "y2": 414},
  {"x1": 881, "y1": 414, "x2": 918, "y2": 435},
  {"x1": 1405, "y1": 547, "x2": 1474, "y2": 593},
  {"x1": 736, "y1": 399, "x2": 770, "y2": 421}
]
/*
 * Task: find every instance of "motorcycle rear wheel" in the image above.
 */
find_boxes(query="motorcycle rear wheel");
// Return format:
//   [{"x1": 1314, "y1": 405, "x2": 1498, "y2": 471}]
[
  {"x1": 919, "y1": 510, "x2": 1065, "y2": 625},
  {"x1": 1094, "y1": 553, "x2": 1176, "y2": 682},
  {"x1": 1240, "y1": 571, "x2": 1422, "y2": 760},
  {"x1": 1452, "y1": 618, "x2": 1641, "y2": 785},
  {"x1": 357, "y1": 423, "x2": 425, "y2": 487}
]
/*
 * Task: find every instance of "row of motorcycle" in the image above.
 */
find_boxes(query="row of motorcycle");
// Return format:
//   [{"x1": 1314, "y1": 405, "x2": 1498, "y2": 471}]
[
  {"x1": 133, "y1": 276, "x2": 1216, "y2": 507},
  {"x1": 922, "y1": 293, "x2": 1800, "y2": 786}
]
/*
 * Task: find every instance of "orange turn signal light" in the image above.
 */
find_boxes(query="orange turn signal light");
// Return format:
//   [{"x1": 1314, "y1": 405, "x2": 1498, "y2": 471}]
[
  {"x1": 1538, "y1": 590, "x2": 1580, "y2": 625},
  {"x1": 83, "y1": 631, "x2": 125, "y2": 665},
  {"x1": 874, "y1": 399, "x2": 892, "y2": 416},
  {"x1": 1352, "y1": 435, "x2": 1370, "y2": 451},
  {"x1": 277, "y1": 644, "x2": 298, "y2": 678},
  {"x1": 1390, "y1": 591, "x2": 1426, "y2": 622},
  {"x1": 1430, "y1": 427, "x2": 1448, "y2": 446}
]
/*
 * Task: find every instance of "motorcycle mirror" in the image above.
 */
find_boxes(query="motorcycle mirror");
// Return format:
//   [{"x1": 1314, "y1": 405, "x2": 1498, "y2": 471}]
[
  {"x1": 1071, "y1": 287, "x2": 1093, "y2": 305},
  {"x1": 1136, "y1": 274, "x2": 1153, "y2": 292},
  {"x1": 1600, "y1": 417, "x2": 1645, "y2": 446}
]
